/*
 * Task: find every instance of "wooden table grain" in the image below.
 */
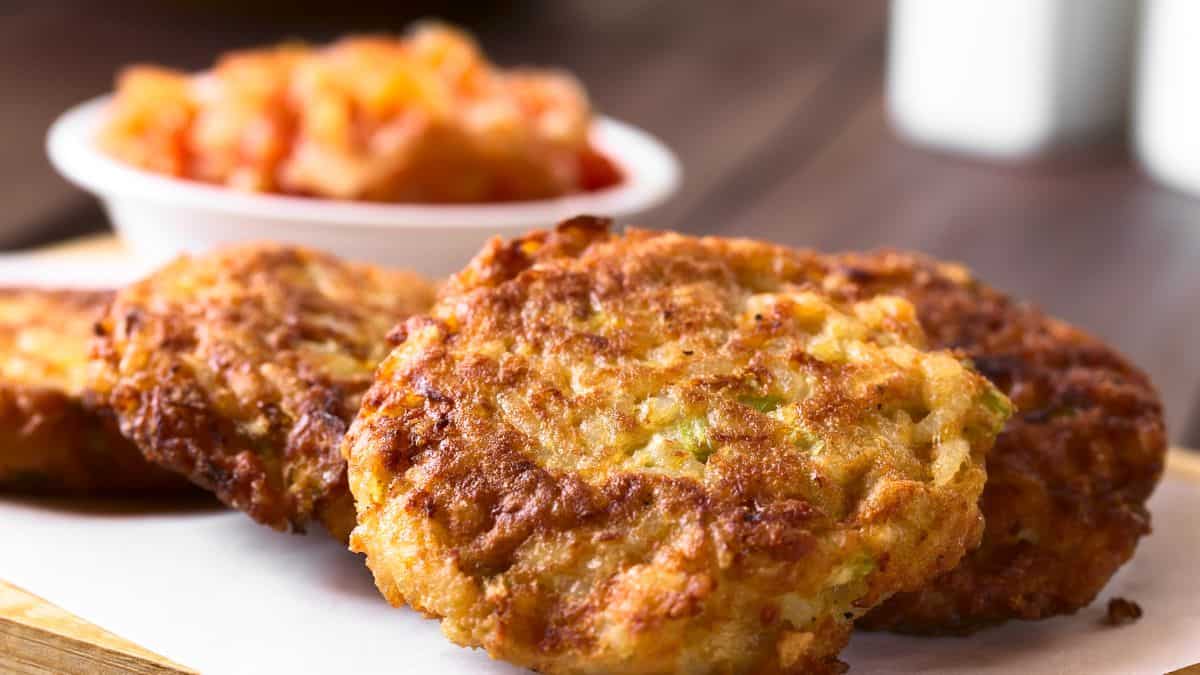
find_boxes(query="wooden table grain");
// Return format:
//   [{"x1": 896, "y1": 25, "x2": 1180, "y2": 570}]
[{"x1": 5, "y1": 0, "x2": 1200, "y2": 440}]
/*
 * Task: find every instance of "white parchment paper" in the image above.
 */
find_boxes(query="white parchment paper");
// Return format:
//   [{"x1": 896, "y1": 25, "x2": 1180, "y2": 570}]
[
  {"x1": 0, "y1": 477, "x2": 1196, "y2": 675},
  {"x1": 1, "y1": 257, "x2": 1196, "y2": 674}
]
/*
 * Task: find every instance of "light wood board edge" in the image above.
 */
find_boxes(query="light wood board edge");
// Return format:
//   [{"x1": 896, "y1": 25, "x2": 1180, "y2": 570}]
[
  {"x1": 1168, "y1": 447, "x2": 1200, "y2": 483},
  {"x1": 28, "y1": 233, "x2": 126, "y2": 261},
  {"x1": 0, "y1": 580, "x2": 194, "y2": 675}
]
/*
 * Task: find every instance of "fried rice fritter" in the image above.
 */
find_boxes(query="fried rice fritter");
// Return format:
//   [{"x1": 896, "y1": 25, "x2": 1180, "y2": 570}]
[
  {"x1": 343, "y1": 219, "x2": 1011, "y2": 674},
  {"x1": 822, "y1": 252, "x2": 1167, "y2": 634},
  {"x1": 0, "y1": 288, "x2": 188, "y2": 495},
  {"x1": 88, "y1": 244, "x2": 436, "y2": 540}
]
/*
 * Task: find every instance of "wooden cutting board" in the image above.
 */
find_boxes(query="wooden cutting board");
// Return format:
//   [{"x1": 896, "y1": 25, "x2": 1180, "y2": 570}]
[
  {"x1": 6, "y1": 237, "x2": 1200, "y2": 671},
  {"x1": 26, "y1": 232, "x2": 127, "y2": 261},
  {"x1": 3, "y1": 449, "x2": 1199, "y2": 674},
  {"x1": 0, "y1": 581, "x2": 192, "y2": 674},
  {"x1": 10, "y1": 233, "x2": 1200, "y2": 671}
]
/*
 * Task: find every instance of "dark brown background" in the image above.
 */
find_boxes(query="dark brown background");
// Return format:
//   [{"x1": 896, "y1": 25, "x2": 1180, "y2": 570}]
[{"x1": 5, "y1": 1, "x2": 1200, "y2": 444}]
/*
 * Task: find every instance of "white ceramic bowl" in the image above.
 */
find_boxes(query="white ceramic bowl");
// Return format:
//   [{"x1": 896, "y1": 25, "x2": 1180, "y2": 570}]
[{"x1": 47, "y1": 95, "x2": 679, "y2": 276}]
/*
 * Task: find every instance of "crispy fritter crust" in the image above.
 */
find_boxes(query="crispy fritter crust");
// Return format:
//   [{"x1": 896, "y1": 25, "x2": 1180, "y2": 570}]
[
  {"x1": 88, "y1": 244, "x2": 435, "y2": 539},
  {"x1": 0, "y1": 288, "x2": 188, "y2": 495},
  {"x1": 344, "y1": 219, "x2": 1009, "y2": 673},
  {"x1": 821, "y1": 252, "x2": 1167, "y2": 633}
]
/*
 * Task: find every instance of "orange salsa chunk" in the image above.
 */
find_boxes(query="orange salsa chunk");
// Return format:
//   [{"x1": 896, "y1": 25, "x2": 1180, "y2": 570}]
[{"x1": 101, "y1": 25, "x2": 622, "y2": 203}]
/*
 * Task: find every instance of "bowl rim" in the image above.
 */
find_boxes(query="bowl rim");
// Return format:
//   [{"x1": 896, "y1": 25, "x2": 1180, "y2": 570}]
[{"x1": 46, "y1": 94, "x2": 680, "y2": 228}]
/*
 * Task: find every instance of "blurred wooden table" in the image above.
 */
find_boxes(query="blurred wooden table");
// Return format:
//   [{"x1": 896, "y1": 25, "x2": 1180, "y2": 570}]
[{"x1": 6, "y1": 0, "x2": 1200, "y2": 441}]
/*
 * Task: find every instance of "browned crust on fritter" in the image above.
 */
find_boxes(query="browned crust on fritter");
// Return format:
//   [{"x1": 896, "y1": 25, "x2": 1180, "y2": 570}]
[
  {"x1": 821, "y1": 252, "x2": 1168, "y2": 633},
  {"x1": 0, "y1": 288, "x2": 189, "y2": 495},
  {"x1": 346, "y1": 219, "x2": 1008, "y2": 673},
  {"x1": 88, "y1": 245, "x2": 435, "y2": 539}
]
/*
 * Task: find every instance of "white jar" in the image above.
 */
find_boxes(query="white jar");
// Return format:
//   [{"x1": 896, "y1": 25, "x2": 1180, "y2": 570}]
[
  {"x1": 1135, "y1": 0, "x2": 1200, "y2": 195},
  {"x1": 888, "y1": 0, "x2": 1138, "y2": 159}
]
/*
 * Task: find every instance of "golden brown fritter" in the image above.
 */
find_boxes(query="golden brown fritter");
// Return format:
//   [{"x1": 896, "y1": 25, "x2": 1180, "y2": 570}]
[
  {"x1": 817, "y1": 252, "x2": 1167, "y2": 634},
  {"x1": 88, "y1": 244, "x2": 436, "y2": 540},
  {"x1": 0, "y1": 288, "x2": 189, "y2": 495},
  {"x1": 344, "y1": 219, "x2": 1010, "y2": 674}
]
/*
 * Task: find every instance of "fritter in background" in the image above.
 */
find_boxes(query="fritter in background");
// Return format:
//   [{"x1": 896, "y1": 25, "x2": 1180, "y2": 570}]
[
  {"x1": 824, "y1": 252, "x2": 1167, "y2": 633},
  {"x1": 88, "y1": 243, "x2": 436, "y2": 540},
  {"x1": 0, "y1": 288, "x2": 189, "y2": 495}
]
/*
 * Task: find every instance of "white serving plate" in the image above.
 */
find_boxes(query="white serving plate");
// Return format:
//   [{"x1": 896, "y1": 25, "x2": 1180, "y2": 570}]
[{"x1": 46, "y1": 96, "x2": 680, "y2": 276}]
